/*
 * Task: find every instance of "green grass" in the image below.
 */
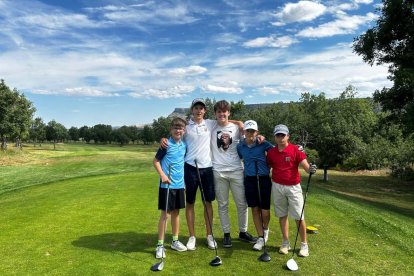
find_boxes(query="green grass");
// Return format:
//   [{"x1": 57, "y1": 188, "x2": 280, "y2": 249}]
[{"x1": 1, "y1": 143, "x2": 413, "y2": 275}]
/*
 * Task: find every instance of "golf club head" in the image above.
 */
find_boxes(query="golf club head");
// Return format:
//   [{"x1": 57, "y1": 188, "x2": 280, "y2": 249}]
[
  {"x1": 286, "y1": 258, "x2": 298, "y2": 271},
  {"x1": 210, "y1": 256, "x2": 222, "y2": 266},
  {"x1": 150, "y1": 261, "x2": 164, "y2": 271},
  {"x1": 258, "y1": 252, "x2": 271, "y2": 262}
]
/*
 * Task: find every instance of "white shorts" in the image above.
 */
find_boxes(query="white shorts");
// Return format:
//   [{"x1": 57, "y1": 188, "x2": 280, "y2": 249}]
[{"x1": 271, "y1": 181, "x2": 304, "y2": 220}]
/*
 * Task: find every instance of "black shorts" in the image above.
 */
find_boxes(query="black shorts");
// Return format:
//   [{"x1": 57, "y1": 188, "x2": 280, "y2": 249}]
[
  {"x1": 184, "y1": 162, "x2": 215, "y2": 204},
  {"x1": 244, "y1": 175, "x2": 271, "y2": 209},
  {"x1": 158, "y1": 188, "x2": 185, "y2": 212}
]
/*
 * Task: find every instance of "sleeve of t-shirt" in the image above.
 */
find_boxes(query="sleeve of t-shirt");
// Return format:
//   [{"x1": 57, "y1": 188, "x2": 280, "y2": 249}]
[
  {"x1": 205, "y1": 119, "x2": 217, "y2": 131},
  {"x1": 155, "y1": 147, "x2": 167, "y2": 161},
  {"x1": 296, "y1": 146, "x2": 306, "y2": 163},
  {"x1": 266, "y1": 149, "x2": 273, "y2": 167},
  {"x1": 264, "y1": 141, "x2": 274, "y2": 151},
  {"x1": 237, "y1": 143, "x2": 243, "y2": 159}
]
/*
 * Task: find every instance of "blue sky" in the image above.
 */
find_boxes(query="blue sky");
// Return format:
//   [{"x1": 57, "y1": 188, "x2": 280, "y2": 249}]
[{"x1": 0, "y1": 0, "x2": 390, "y2": 127}]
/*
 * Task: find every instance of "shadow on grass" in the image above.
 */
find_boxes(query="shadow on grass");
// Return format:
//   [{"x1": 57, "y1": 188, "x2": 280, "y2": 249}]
[{"x1": 72, "y1": 231, "x2": 156, "y2": 258}]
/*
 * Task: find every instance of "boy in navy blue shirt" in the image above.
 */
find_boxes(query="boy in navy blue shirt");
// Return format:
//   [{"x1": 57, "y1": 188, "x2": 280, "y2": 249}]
[
  {"x1": 153, "y1": 117, "x2": 188, "y2": 259},
  {"x1": 237, "y1": 120, "x2": 273, "y2": 251}
]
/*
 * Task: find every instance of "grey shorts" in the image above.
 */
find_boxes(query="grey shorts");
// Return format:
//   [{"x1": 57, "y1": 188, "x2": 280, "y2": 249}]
[{"x1": 271, "y1": 182, "x2": 304, "y2": 220}]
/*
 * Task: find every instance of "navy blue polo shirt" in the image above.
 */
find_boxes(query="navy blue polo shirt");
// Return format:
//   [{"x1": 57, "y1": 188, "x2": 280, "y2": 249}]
[{"x1": 237, "y1": 138, "x2": 273, "y2": 177}]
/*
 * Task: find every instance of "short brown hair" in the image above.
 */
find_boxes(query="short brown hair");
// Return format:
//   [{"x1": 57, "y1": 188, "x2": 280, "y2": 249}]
[
  {"x1": 214, "y1": 100, "x2": 231, "y2": 112},
  {"x1": 171, "y1": 117, "x2": 187, "y2": 128}
]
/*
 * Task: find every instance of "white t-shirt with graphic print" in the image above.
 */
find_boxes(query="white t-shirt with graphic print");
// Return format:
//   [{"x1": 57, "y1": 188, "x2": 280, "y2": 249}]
[{"x1": 211, "y1": 122, "x2": 243, "y2": 172}]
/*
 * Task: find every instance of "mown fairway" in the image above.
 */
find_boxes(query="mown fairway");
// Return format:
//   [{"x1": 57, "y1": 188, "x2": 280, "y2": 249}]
[{"x1": 1, "y1": 143, "x2": 413, "y2": 275}]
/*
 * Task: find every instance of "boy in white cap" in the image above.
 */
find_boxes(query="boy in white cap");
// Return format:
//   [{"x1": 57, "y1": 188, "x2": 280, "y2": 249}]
[
  {"x1": 267, "y1": 124, "x2": 316, "y2": 257},
  {"x1": 237, "y1": 120, "x2": 274, "y2": 251}
]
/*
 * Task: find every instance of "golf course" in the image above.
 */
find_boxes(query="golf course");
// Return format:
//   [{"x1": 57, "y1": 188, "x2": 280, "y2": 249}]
[{"x1": 1, "y1": 143, "x2": 413, "y2": 275}]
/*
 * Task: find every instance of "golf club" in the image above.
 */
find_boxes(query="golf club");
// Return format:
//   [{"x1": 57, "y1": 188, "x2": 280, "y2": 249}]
[
  {"x1": 286, "y1": 169, "x2": 314, "y2": 271},
  {"x1": 195, "y1": 159, "x2": 222, "y2": 267},
  {"x1": 151, "y1": 165, "x2": 172, "y2": 272},
  {"x1": 255, "y1": 161, "x2": 271, "y2": 262}
]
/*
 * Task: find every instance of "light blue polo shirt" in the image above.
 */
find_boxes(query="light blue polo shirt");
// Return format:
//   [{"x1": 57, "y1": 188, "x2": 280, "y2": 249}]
[
  {"x1": 155, "y1": 137, "x2": 186, "y2": 189},
  {"x1": 237, "y1": 138, "x2": 273, "y2": 177}
]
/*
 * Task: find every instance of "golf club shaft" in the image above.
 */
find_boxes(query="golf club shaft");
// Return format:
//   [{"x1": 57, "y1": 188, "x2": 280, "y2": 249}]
[
  {"x1": 195, "y1": 160, "x2": 219, "y2": 257},
  {"x1": 291, "y1": 172, "x2": 312, "y2": 258},
  {"x1": 161, "y1": 165, "x2": 172, "y2": 262},
  {"x1": 255, "y1": 161, "x2": 268, "y2": 252}
]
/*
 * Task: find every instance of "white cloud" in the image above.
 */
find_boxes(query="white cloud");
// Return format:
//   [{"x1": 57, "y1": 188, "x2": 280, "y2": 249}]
[
  {"x1": 128, "y1": 85, "x2": 195, "y2": 99},
  {"x1": 273, "y1": 1, "x2": 326, "y2": 25},
  {"x1": 354, "y1": 0, "x2": 373, "y2": 4},
  {"x1": 215, "y1": 54, "x2": 275, "y2": 67},
  {"x1": 243, "y1": 35, "x2": 298, "y2": 48},
  {"x1": 301, "y1": 82, "x2": 315, "y2": 88},
  {"x1": 31, "y1": 87, "x2": 119, "y2": 97},
  {"x1": 297, "y1": 12, "x2": 377, "y2": 38},
  {"x1": 204, "y1": 84, "x2": 243, "y2": 94},
  {"x1": 17, "y1": 13, "x2": 102, "y2": 30},
  {"x1": 101, "y1": 2, "x2": 198, "y2": 25},
  {"x1": 214, "y1": 33, "x2": 242, "y2": 44},
  {"x1": 258, "y1": 86, "x2": 280, "y2": 95},
  {"x1": 168, "y1": 65, "x2": 207, "y2": 76}
]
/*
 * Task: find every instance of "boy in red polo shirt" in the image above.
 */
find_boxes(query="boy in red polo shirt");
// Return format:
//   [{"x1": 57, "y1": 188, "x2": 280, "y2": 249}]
[{"x1": 267, "y1": 124, "x2": 316, "y2": 257}]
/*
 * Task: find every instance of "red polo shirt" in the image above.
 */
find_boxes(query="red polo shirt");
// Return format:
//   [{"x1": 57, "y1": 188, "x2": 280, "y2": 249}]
[{"x1": 267, "y1": 143, "x2": 306, "y2": 185}]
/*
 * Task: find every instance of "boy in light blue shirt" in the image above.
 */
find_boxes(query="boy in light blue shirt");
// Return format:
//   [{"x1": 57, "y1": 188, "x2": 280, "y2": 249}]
[{"x1": 153, "y1": 117, "x2": 187, "y2": 259}]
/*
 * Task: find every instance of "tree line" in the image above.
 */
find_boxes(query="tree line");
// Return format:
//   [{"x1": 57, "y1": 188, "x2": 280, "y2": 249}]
[{"x1": 1, "y1": 78, "x2": 413, "y2": 179}]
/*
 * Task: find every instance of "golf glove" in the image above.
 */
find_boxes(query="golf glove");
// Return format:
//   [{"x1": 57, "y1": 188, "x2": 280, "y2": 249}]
[{"x1": 309, "y1": 164, "x2": 317, "y2": 174}]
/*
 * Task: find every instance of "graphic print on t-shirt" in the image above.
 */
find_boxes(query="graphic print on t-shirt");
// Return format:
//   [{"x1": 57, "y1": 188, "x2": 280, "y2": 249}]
[{"x1": 216, "y1": 130, "x2": 232, "y2": 151}]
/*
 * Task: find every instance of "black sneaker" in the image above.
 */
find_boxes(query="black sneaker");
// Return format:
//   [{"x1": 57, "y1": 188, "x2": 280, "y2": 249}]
[
  {"x1": 239, "y1": 231, "x2": 257, "y2": 243},
  {"x1": 223, "y1": 233, "x2": 232, "y2": 248}
]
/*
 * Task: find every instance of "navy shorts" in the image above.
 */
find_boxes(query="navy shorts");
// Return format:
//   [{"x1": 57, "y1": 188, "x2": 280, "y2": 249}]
[
  {"x1": 158, "y1": 188, "x2": 185, "y2": 212},
  {"x1": 184, "y1": 162, "x2": 215, "y2": 204},
  {"x1": 244, "y1": 175, "x2": 272, "y2": 209}
]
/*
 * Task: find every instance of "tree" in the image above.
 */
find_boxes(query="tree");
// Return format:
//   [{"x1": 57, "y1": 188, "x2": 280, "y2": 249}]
[
  {"x1": 0, "y1": 80, "x2": 36, "y2": 150},
  {"x1": 112, "y1": 126, "x2": 131, "y2": 146},
  {"x1": 79, "y1": 126, "x2": 92, "y2": 143},
  {"x1": 68, "y1": 127, "x2": 80, "y2": 142},
  {"x1": 46, "y1": 120, "x2": 67, "y2": 150},
  {"x1": 91, "y1": 124, "x2": 112, "y2": 143},
  {"x1": 140, "y1": 125, "x2": 154, "y2": 145},
  {"x1": 353, "y1": 0, "x2": 414, "y2": 133},
  {"x1": 300, "y1": 88, "x2": 378, "y2": 167},
  {"x1": 29, "y1": 117, "x2": 46, "y2": 146},
  {"x1": 128, "y1": 126, "x2": 139, "y2": 144},
  {"x1": 152, "y1": 117, "x2": 171, "y2": 143}
]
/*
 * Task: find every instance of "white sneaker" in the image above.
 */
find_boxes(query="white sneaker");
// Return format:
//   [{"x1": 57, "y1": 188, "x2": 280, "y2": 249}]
[
  {"x1": 206, "y1": 235, "x2": 217, "y2": 250},
  {"x1": 264, "y1": 229, "x2": 269, "y2": 243},
  {"x1": 253, "y1": 237, "x2": 264, "y2": 251},
  {"x1": 155, "y1": 245, "x2": 166, "y2": 259},
  {"x1": 171, "y1": 240, "x2": 187, "y2": 252},
  {"x1": 279, "y1": 240, "x2": 291, "y2": 254},
  {"x1": 299, "y1": 242, "x2": 309, "y2": 257},
  {"x1": 186, "y1": 236, "x2": 196, "y2": 251}
]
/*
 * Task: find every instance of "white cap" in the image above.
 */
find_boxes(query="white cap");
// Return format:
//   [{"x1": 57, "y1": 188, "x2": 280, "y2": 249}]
[
  {"x1": 191, "y1": 98, "x2": 206, "y2": 108},
  {"x1": 244, "y1": 120, "x2": 258, "y2": 131}
]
